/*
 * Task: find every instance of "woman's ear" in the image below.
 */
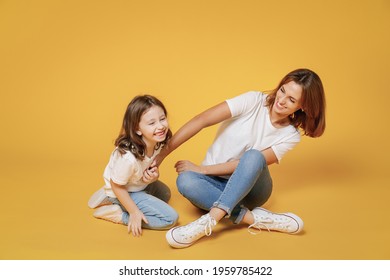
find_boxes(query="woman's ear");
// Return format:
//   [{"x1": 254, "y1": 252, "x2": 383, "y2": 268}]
[{"x1": 136, "y1": 131, "x2": 142, "y2": 136}]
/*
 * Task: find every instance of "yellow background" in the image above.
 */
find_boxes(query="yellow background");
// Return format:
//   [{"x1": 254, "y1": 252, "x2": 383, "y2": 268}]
[{"x1": 1, "y1": 0, "x2": 389, "y2": 259}]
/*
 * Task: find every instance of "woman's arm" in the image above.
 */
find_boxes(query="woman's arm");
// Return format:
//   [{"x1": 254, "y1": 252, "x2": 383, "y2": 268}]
[
  {"x1": 155, "y1": 101, "x2": 232, "y2": 166},
  {"x1": 174, "y1": 147, "x2": 279, "y2": 176},
  {"x1": 110, "y1": 180, "x2": 148, "y2": 237},
  {"x1": 174, "y1": 160, "x2": 239, "y2": 176}
]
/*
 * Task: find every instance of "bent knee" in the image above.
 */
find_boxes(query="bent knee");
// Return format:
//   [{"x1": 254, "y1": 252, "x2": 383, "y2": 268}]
[
  {"x1": 242, "y1": 149, "x2": 266, "y2": 166},
  {"x1": 176, "y1": 171, "x2": 198, "y2": 193},
  {"x1": 162, "y1": 211, "x2": 179, "y2": 229}
]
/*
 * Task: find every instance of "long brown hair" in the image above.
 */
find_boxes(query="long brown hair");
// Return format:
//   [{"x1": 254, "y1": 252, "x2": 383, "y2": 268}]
[
  {"x1": 115, "y1": 95, "x2": 172, "y2": 160},
  {"x1": 266, "y1": 69, "x2": 326, "y2": 137}
]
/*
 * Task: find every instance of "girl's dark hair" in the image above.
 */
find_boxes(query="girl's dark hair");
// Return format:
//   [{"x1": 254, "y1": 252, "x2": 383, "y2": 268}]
[
  {"x1": 115, "y1": 95, "x2": 172, "y2": 160},
  {"x1": 266, "y1": 68, "x2": 326, "y2": 137}
]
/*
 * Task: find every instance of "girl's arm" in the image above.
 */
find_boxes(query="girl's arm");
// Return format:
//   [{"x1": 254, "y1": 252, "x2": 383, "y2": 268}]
[
  {"x1": 110, "y1": 179, "x2": 148, "y2": 237},
  {"x1": 174, "y1": 147, "x2": 279, "y2": 176},
  {"x1": 155, "y1": 101, "x2": 232, "y2": 166}
]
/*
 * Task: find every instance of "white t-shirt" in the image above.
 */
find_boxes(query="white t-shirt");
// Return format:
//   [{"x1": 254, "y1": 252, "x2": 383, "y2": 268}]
[
  {"x1": 202, "y1": 91, "x2": 301, "y2": 170},
  {"x1": 103, "y1": 146, "x2": 162, "y2": 198}
]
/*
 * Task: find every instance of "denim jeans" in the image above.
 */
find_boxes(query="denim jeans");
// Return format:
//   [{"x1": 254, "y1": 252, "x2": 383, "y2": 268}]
[
  {"x1": 108, "y1": 180, "x2": 178, "y2": 230},
  {"x1": 176, "y1": 149, "x2": 272, "y2": 224}
]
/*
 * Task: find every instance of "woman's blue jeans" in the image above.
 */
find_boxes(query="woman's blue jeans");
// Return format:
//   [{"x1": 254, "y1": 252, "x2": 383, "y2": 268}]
[
  {"x1": 108, "y1": 180, "x2": 179, "y2": 230},
  {"x1": 176, "y1": 149, "x2": 273, "y2": 224}
]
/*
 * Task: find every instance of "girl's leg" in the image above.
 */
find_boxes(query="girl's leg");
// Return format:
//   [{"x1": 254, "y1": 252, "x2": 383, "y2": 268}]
[
  {"x1": 125, "y1": 191, "x2": 178, "y2": 230},
  {"x1": 145, "y1": 180, "x2": 172, "y2": 203},
  {"x1": 94, "y1": 190, "x2": 178, "y2": 230}
]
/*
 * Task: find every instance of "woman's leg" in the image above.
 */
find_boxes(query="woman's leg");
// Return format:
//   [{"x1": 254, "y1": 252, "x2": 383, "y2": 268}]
[
  {"x1": 176, "y1": 171, "x2": 228, "y2": 211},
  {"x1": 212, "y1": 149, "x2": 272, "y2": 222},
  {"x1": 166, "y1": 149, "x2": 271, "y2": 248}
]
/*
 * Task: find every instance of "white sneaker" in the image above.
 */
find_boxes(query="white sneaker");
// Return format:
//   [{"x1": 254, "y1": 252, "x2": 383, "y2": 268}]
[
  {"x1": 88, "y1": 187, "x2": 111, "y2": 209},
  {"x1": 166, "y1": 213, "x2": 217, "y2": 248},
  {"x1": 93, "y1": 205, "x2": 124, "y2": 224},
  {"x1": 249, "y1": 207, "x2": 304, "y2": 234}
]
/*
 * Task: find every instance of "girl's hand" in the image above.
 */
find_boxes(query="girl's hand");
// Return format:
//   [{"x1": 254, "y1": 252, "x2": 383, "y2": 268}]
[
  {"x1": 142, "y1": 166, "x2": 159, "y2": 184},
  {"x1": 128, "y1": 209, "x2": 148, "y2": 237},
  {"x1": 174, "y1": 160, "x2": 201, "y2": 174}
]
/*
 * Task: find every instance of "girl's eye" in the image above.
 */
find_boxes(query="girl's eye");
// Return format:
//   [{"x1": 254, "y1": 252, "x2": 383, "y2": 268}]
[
  {"x1": 148, "y1": 122, "x2": 155, "y2": 125},
  {"x1": 290, "y1": 98, "x2": 295, "y2": 103}
]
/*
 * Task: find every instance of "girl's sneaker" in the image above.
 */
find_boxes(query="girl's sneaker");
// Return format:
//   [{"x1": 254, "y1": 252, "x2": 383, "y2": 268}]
[
  {"x1": 166, "y1": 213, "x2": 217, "y2": 248},
  {"x1": 93, "y1": 205, "x2": 124, "y2": 224},
  {"x1": 88, "y1": 187, "x2": 111, "y2": 209},
  {"x1": 249, "y1": 207, "x2": 304, "y2": 234}
]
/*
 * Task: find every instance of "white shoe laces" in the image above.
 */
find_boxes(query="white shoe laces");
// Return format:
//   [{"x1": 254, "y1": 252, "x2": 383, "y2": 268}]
[
  {"x1": 178, "y1": 214, "x2": 216, "y2": 240},
  {"x1": 248, "y1": 216, "x2": 288, "y2": 235},
  {"x1": 248, "y1": 218, "x2": 271, "y2": 235}
]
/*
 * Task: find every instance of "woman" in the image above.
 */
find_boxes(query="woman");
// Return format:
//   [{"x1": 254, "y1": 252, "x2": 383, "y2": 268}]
[{"x1": 155, "y1": 68, "x2": 326, "y2": 248}]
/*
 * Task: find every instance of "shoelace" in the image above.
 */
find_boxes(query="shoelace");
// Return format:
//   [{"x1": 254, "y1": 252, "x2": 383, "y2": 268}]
[
  {"x1": 248, "y1": 220, "x2": 271, "y2": 235},
  {"x1": 247, "y1": 216, "x2": 290, "y2": 235},
  {"x1": 179, "y1": 215, "x2": 216, "y2": 239},
  {"x1": 203, "y1": 215, "x2": 216, "y2": 236}
]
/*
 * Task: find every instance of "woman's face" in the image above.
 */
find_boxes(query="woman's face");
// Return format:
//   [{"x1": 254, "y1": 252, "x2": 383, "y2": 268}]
[
  {"x1": 272, "y1": 80, "x2": 303, "y2": 116},
  {"x1": 137, "y1": 105, "x2": 169, "y2": 147}
]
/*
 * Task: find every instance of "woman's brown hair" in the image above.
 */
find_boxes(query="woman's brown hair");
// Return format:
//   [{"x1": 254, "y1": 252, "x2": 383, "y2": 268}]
[{"x1": 266, "y1": 68, "x2": 326, "y2": 137}]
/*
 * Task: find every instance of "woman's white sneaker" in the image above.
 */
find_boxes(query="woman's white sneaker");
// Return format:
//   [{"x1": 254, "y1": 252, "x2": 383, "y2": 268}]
[
  {"x1": 249, "y1": 207, "x2": 303, "y2": 234},
  {"x1": 166, "y1": 213, "x2": 217, "y2": 248},
  {"x1": 93, "y1": 204, "x2": 124, "y2": 224}
]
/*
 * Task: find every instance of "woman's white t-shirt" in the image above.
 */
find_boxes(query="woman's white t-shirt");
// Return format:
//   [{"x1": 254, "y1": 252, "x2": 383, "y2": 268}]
[
  {"x1": 202, "y1": 91, "x2": 301, "y2": 170},
  {"x1": 103, "y1": 146, "x2": 162, "y2": 198}
]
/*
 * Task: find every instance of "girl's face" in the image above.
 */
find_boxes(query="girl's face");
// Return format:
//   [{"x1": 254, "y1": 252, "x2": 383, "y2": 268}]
[
  {"x1": 272, "y1": 80, "x2": 303, "y2": 116},
  {"x1": 137, "y1": 105, "x2": 169, "y2": 147}
]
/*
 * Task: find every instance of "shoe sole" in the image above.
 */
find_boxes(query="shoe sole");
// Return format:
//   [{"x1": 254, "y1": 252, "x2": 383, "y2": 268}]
[
  {"x1": 166, "y1": 227, "x2": 193, "y2": 249},
  {"x1": 93, "y1": 205, "x2": 123, "y2": 224},
  {"x1": 253, "y1": 208, "x2": 304, "y2": 234},
  {"x1": 88, "y1": 187, "x2": 107, "y2": 209}
]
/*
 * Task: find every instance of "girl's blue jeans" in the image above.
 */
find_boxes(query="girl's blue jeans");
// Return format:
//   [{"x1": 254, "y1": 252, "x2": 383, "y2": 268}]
[
  {"x1": 176, "y1": 149, "x2": 273, "y2": 224},
  {"x1": 108, "y1": 181, "x2": 179, "y2": 230}
]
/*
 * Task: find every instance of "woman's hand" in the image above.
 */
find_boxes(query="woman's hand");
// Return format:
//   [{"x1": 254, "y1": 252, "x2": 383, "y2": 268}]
[
  {"x1": 128, "y1": 209, "x2": 148, "y2": 237},
  {"x1": 142, "y1": 166, "x2": 159, "y2": 184},
  {"x1": 174, "y1": 160, "x2": 201, "y2": 174}
]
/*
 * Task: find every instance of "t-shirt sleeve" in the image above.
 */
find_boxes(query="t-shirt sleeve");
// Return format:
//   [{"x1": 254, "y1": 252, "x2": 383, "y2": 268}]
[
  {"x1": 226, "y1": 91, "x2": 261, "y2": 117},
  {"x1": 271, "y1": 132, "x2": 301, "y2": 163},
  {"x1": 110, "y1": 152, "x2": 137, "y2": 185}
]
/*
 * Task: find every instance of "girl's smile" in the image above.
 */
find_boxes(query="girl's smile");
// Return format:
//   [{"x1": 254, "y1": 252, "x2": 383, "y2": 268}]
[{"x1": 137, "y1": 105, "x2": 169, "y2": 151}]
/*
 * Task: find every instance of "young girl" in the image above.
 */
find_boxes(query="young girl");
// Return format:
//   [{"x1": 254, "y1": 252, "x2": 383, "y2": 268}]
[
  {"x1": 88, "y1": 95, "x2": 178, "y2": 237},
  {"x1": 154, "y1": 68, "x2": 326, "y2": 248}
]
